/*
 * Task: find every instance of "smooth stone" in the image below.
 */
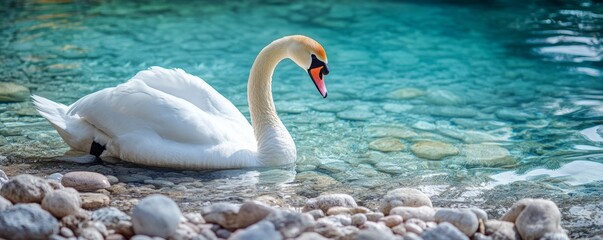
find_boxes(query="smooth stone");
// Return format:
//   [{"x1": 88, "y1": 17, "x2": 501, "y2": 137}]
[
  {"x1": 420, "y1": 222, "x2": 469, "y2": 240},
  {"x1": 215, "y1": 229, "x2": 231, "y2": 239},
  {"x1": 327, "y1": 214, "x2": 352, "y2": 226},
  {"x1": 379, "y1": 188, "x2": 433, "y2": 214},
  {"x1": 358, "y1": 222, "x2": 396, "y2": 239},
  {"x1": 307, "y1": 209, "x2": 325, "y2": 220},
  {"x1": 314, "y1": 218, "x2": 346, "y2": 239},
  {"x1": 365, "y1": 212, "x2": 384, "y2": 222},
  {"x1": 403, "y1": 232, "x2": 423, "y2": 240},
  {"x1": 47, "y1": 179, "x2": 64, "y2": 190},
  {"x1": 0, "y1": 174, "x2": 53, "y2": 203},
  {"x1": 495, "y1": 109, "x2": 536, "y2": 121},
  {"x1": 77, "y1": 227, "x2": 104, "y2": 240},
  {"x1": 41, "y1": 188, "x2": 81, "y2": 218},
  {"x1": 540, "y1": 232, "x2": 570, "y2": 240},
  {"x1": 369, "y1": 137, "x2": 405, "y2": 152},
  {"x1": 426, "y1": 89, "x2": 464, "y2": 105},
  {"x1": 412, "y1": 121, "x2": 437, "y2": 131},
  {"x1": 484, "y1": 220, "x2": 520, "y2": 240},
  {"x1": 367, "y1": 126, "x2": 418, "y2": 139},
  {"x1": 392, "y1": 224, "x2": 407, "y2": 235},
  {"x1": 91, "y1": 207, "x2": 131, "y2": 229},
  {"x1": 387, "y1": 88, "x2": 425, "y2": 99},
  {"x1": 171, "y1": 223, "x2": 197, "y2": 240},
  {"x1": 0, "y1": 196, "x2": 12, "y2": 211},
  {"x1": 0, "y1": 82, "x2": 30, "y2": 102},
  {"x1": 296, "y1": 232, "x2": 329, "y2": 240},
  {"x1": 60, "y1": 227, "x2": 74, "y2": 237},
  {"x1": 462, "y1": 144, "x2": 515, "y2": 167},
  {"x1": 0, "y1": 203, "x2": 59, "y2": 240},
  {"x1": 115, "y1": 221, "x2": 135, "y2": 238},
  {"x1": 62, "y1": 171, "x2": 111, "y2": 192},
  {"x1": 106, "y1": 234, "x2": 127, "y2": 240},
  {"x1": 410, "y1": 141, "x2": 459, "y2": 160},
  {"x1": 356, "y1": 229, "x2": 398, "y2": 240},
  {"x1": 229, "y1": 221, "x2": 282, "y2": 240},
  {"x1": 500, "y1": 198, "x2": 563, "y2": 240},
  {"x1": 351, "y1": 206, "x2": 372, "y2": 214},
  {"x1": 390, "y1": 206, "x2": 436, "y2": 222},
  {"x1": 327, "y1": 206, "x2": 352, "y2": 215},
  {"x1": 183, "y1": 212, "x2": 205, "y2": 224},
  {"x1": 130, "y1": 235, "x2": 153, "y2": 240},
  {"x1": 405, "y1": 222, "x2": 423, "y2": 235},
  {"x1": 470, "y1": 208, "x2": 488, "y2": 222},
  {"x1": 303, "y1": 194, "x2": 358, "y2": 212},
  {"x1": 341, "y1": 226, "x2": 361, "y2": 239},
  {"x1": 132, "y1": 194, "x2": 182, "y2": 238},
  {"x1": 117, "y1": 174, "x2": 152, "y2": 183},
  {"x1": 337, "y1": 110, "x2": 375, "y2": 121},
  {"x1": 201, "y1": 202, "x2": 240, "y2": 229},
  {"x1": 383, "y1": 103, "x2": 413, "y2": 113},
  {"x1": 406, "y1": 218, "x2": 427, "y2": 229},
  {"x1": 61, "y1": 209, "x2": 91, "y2": 230},
  {"x1": 380, "y1": 215, "x2": 404, "y2": 227},
  {"x1": 473, "y1": 232, "x2": 493, "y2": 240},
  {"x1": 235, "y1": 201, "x2": 274, "y2": 228},
  {"x1": 47, "y1": 173, "x2": 64, "y2": 182},
  {"x1": 265, "y1": 210, "x2": 315, "y2": 238},
  {"x1": 434, "y1": 208, "x2": 478, "y2": 237},
  {"x1": 143, "y1": 179, "x2": 175, "y2": 188},
  {"x1": 80, "y1": 193, "x2": 111, "y2": 210},
  {"x1": 106, "y1": 175, "x2": 119, "y2": 184},
  {"x1": 87, "y1": 221, "x2": 109, "y2": 237},
  {"x1": 415, "y1": 106, "x2": 479, "y2": 118},
  {"x1": 375, "y1": 162, "x2": 404, "y2": 174},
  {"x1": 351, "y1": 213, "x2": 367, "y2": 226}
]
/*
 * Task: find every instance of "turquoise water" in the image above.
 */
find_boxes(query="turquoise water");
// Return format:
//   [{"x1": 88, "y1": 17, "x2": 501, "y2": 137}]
[{"x1": 1, "y1": 0, "x2": 602, "y2": 236}]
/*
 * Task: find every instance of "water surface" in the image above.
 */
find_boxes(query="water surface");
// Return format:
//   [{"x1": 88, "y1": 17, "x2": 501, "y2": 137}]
[{"x1": 1, "y1": 0, "x2": 602, "y2": 237}]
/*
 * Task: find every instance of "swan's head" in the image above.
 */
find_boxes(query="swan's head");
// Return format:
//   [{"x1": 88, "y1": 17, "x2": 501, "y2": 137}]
[{"x1": 287, "y1": 35, "x2": 329, "y2": 98}]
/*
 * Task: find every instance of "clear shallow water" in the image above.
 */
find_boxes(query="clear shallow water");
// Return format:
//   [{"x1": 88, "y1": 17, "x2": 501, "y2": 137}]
[{"x1": 1, "y1": 0, "x2": 602, "y2": 237}]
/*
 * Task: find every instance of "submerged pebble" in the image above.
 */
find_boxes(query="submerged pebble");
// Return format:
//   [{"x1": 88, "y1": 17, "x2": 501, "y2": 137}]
[
  {"x1": 0, "y1": 82, "x2": 30, "y2": 102},
  {"x1": 387, "y1": 88, "x2": 425, "y2": 99},
  {"x1": 462, "y1": 144, "x2": 515, "y2": 167},
  {"x1": 369, "y1": 137, "x2": 405, "y2": 152},
  {"x1": 410, "y1": 141, "x2": 459, "y2": 160}
]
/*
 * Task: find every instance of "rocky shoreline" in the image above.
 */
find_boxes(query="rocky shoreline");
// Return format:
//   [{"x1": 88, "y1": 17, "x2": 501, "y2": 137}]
[{"x1": 0, "y1": 170, "x2": 574, "y2": 240}]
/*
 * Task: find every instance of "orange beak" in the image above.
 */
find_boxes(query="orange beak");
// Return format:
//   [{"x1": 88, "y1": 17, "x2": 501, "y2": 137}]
[{"x1": 308, "y1": 65, "x2": 328, "y2": 98}]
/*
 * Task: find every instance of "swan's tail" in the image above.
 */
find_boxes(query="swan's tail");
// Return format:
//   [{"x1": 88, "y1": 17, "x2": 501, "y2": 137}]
[
  {"x1": 32, "y1": 95, "x2": 69, "y2": 132},
  {"x1": 32, "y1": 95, "x2": 103, "y2": 163},
  {"x1": 32, "y1": 95, "x2": 85, "y2": 148}
]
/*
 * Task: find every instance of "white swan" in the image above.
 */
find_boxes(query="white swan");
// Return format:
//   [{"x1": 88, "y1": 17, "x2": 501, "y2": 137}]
[{"x1": 32, "y1": 35, "x2": 329, "y2": 169}]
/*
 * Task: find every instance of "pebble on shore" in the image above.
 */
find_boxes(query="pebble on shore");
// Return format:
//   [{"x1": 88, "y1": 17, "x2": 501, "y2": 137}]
[{"x1": 0, "y1": 172, "x2": 573, "y2": 240}]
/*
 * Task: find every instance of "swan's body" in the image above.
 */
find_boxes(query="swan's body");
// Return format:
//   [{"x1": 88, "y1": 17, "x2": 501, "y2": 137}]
[{"x1": 33, "y1": 35, "x2": 329, "y2": 169}]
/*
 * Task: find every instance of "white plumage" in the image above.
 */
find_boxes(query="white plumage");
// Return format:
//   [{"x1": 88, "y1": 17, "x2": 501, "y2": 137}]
[{"x1": 33, "y1": 35, "x2": 329, "y2": 169}]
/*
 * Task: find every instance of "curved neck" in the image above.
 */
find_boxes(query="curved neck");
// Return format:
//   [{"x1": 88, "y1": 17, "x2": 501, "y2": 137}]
[{"x1": 247, "y1": 38, "x2": 296, "y2": 165}]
